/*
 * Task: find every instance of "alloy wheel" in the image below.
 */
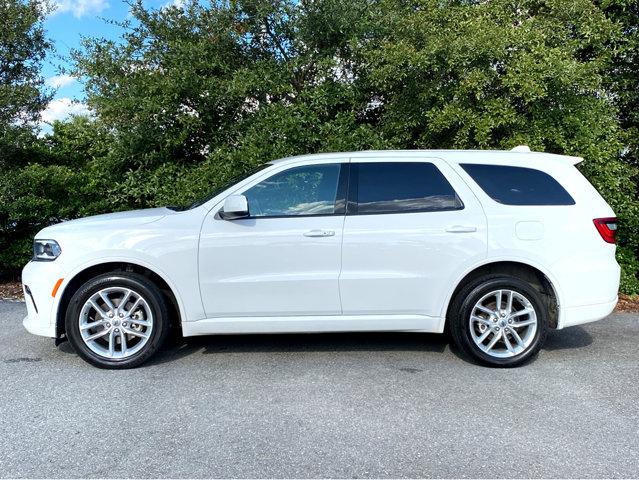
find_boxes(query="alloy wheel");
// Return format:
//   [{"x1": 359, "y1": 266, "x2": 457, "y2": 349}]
[
  {"x1": 78, "y1": 287, "x2": 153, "y2": 359},
  {"x1": 468, "y1": 289, "x2": 538, "y2": 358}
]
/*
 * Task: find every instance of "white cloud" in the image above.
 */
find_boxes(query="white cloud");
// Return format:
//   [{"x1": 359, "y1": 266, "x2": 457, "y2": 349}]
[
  {"x1": 45, "y1": 74, "x2": 77, "y2": 89},
  {"x1": 162, "y1": 0, "x2": 184, "y2": 10},
  {"x1": 53, "y1": 0, "x2": 109, "y2": 18},
  {"x1": 40, "y1": 98, "x2": 91, "y2": 124}
]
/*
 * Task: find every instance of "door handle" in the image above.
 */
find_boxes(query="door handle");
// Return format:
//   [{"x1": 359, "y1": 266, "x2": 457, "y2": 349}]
[
  {"x1": 303, "y1": 230, "x2": 335, "y2": 237},
  {"x1": 445, "y1": 225, "x2": 477, "y2": 233}
]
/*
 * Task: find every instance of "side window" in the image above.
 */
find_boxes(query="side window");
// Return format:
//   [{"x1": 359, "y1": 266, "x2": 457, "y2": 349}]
[
  {"x1": 244, "y1": 163, "x2": 342, "y2": 217},
  {"x1": 461, "y1": 164, "x2": 575, "y2": 206},
  {"x1": 352, "y1": 162, "x2": 463, "y2": 214}
]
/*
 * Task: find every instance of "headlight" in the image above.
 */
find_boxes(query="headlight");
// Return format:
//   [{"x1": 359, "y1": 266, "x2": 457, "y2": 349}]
[{"x1": 33, "y1": 239, "x2": 62, "y2": 261}]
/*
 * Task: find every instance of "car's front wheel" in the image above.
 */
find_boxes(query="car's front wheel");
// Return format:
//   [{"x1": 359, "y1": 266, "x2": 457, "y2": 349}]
[
  {"x1": 65, "y1": 272, "x2": 170, "y2": 369},
  {"x1": 449, "y1": 275, "x2": 549, "y2": 367}
]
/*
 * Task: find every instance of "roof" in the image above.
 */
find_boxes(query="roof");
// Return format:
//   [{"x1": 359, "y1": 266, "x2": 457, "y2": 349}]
[{"x1": 268, "y1": 147, "x2": 584, "y2": 166}]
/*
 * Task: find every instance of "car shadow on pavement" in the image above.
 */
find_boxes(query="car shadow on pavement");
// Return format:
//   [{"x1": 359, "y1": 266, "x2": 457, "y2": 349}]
[
  {"x1": 542, "y1": 326, "x2": 593, "y2": 351},
  {"x1": 147, "y1": 331, "x2": 450, "y2": 366},
  {"x1": 54, "y1": 325, "x2": 593, "y2": 367},
  {"x1": 146, "y1": 325, "x2": 594, "y2": 367}
]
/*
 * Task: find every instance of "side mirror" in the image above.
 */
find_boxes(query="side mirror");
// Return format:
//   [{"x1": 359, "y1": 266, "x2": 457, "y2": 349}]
[{"x1": 220, "y1": 194, "x2": 249, "y2": 220}]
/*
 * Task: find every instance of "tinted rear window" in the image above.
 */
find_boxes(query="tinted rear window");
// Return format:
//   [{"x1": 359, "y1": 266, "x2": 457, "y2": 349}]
[
  {"x1": 354, "y1": 162, "x2": 463, "y2": 214},
  {"x1": 461, "y1": 164, "x2": 575, "y2": 206}
]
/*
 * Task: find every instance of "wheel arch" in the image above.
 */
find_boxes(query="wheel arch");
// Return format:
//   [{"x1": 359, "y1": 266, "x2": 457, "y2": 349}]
[
  {"x1": 444, "y1": 260, "x2": 560, "y2": 329},
  {"x1": 55, "y1": 261, "x2": 182, "y2": 339}
]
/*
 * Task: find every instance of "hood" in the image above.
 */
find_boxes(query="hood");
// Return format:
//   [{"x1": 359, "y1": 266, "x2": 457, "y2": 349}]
[{"x1": 38, "y1": 207, "x2": 173, "y2": 235}]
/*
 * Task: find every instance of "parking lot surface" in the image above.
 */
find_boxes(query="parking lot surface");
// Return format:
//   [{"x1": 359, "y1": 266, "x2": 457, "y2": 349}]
[{"x1": 1, "y1": 301, "x2": 638, "y2": 478}]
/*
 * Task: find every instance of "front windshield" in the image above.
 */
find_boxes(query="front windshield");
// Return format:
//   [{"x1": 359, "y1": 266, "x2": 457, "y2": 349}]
[{"x1": 172, "y1": 164, "x2": 271, "y2": 211}]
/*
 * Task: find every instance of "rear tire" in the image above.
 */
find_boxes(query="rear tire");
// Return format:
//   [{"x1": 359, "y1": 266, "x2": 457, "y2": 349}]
[
  {"x1": 65, "y1": 272, "x2": 170, "y2": 369},
  {"x1": 449, "y1": 275, "x2": 548, "y2": 367}
]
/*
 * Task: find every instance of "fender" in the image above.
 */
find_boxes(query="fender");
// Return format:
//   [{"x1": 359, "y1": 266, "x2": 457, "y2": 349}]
[
  {"x1": 438, "y1": 254, "x2": 565, "y2": 331},
  {"x1": 51, "y1": 254, "x2": 192, "y2": 334}
]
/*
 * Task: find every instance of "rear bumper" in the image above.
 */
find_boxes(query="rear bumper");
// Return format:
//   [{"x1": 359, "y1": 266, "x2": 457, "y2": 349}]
[
  {"x1": 560, "y1": 297, "x2": 618, "y2": 329},
  {"x1": 554, "y1": 253, "x2": 620, "y2": 329}
]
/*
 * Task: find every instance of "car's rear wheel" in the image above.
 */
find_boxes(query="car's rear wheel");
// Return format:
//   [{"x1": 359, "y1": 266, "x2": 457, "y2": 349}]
[
  {"x1": 449, "y1": 275, "x2": 548, "y2": 367},
  {"x1": 65, "y1": 272, "x2": 170, "y2": 369}
]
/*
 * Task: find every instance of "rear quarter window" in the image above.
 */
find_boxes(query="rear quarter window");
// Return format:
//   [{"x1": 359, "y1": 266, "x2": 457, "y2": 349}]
[
  {"x1": 353, "y1": 162, "x2": 463, "y2": 214},
  {"x1": 461, "y1": 164, "x2": 575, "y2": 206}
]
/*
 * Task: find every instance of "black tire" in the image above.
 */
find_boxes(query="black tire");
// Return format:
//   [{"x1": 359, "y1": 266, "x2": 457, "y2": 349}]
[
  {"x1": 65, "y1": 272, "x2": 170, "y2": 369},
  {"x1": 449, "y1": 275, "x2": 548, "y2": 368}
]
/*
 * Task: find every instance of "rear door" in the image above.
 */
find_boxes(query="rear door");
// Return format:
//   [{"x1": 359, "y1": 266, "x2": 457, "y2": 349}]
[{"x1": 339, "y1": 157, "x2": 487, "y2": 319}]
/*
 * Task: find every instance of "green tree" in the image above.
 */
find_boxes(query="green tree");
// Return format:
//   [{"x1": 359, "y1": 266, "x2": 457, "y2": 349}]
[
  {"x1": 601, "y1": 0, "x2": 639, "y2": 292},
  {"x1": 0, "y1": 0, "x2": 51, "y2": 161},
  {"x1": 0, "y1": 116, "x2": 109, "y2": 274},
  {"x1": 360, "y1": 0, "x2": 638, "y2": 292},
  {"x1": 71, "y1": 0, "x2": 382, "y2": 209},
  {"x1": 602, "y1": 0, "x2": 639, "y2": 167},
  {"x1": 2, "y1": 0, "x2": 638, "y2": 293},
  {"x1": 0, "y1": 0, "x2": 53, "y2": 276}
]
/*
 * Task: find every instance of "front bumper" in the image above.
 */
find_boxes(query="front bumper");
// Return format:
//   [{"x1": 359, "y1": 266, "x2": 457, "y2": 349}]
[{"x1": 21, "y1": 260, "x2": 60, "y2": 338}]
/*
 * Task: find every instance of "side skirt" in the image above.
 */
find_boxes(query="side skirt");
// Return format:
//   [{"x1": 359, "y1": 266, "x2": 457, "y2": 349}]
[{"x1": 181, "y1": 314, "x2": 444, "y2": 336}]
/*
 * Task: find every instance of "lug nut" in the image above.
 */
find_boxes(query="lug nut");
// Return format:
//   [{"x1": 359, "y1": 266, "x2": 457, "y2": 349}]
[
  {"x1": 119, "y1": 313, "x2": 124, "y2": 318},
  {"x1": 122, "y1": 322, "x2": 128, "y2": 327},
  {"x1": 115, "y1": 328, "x2": 119, "y2": 333},
  {"x1": 508, "y1": 319, "x2": 513, "y2": 324},
  {"x1": 108, "y1": 312, "x2": 114, "y2": 318},
  {"x1": 495, "y1": 326, "x2": 500, "y2": 331}
]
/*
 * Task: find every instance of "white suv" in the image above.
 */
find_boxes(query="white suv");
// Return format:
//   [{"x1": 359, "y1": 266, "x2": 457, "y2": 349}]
[{"x1": 21, "y1": 148, "x2": 620, "y2": 368}]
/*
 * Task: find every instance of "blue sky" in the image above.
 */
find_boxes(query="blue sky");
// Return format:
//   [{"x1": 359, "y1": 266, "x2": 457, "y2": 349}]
[{"x1": 40, "y1": 0, "x2": 176, "y2": 131}]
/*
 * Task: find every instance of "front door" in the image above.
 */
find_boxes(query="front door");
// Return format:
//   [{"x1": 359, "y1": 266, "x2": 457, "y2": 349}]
[{"x1": 199, "y1": 160, "x2": 348, "y2": 318}]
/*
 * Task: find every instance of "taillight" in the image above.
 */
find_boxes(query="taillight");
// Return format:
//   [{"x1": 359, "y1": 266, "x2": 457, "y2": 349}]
[{"x1": 593, "y1": 217, "x2": 618, "y2": 244}]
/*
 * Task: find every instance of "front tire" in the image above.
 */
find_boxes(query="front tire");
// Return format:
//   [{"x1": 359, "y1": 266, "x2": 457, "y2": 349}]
[
  {"x1": 65, "y1": 272, "x2": 170, "y2": 369},
  {"x1": 449, "y1": 275, "x2": 548, "y2": 367}
]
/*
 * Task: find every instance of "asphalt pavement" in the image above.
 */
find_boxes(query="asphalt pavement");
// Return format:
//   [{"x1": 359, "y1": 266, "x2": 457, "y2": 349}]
[{"x1": 1, "y1": 301, "x2": 638, "y2": 478}]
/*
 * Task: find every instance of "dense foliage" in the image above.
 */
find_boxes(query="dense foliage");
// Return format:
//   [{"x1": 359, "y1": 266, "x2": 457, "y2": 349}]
[
  {"x1": 0, "y1": 0, "x2": 52, "y2": 273},
  {"x1": 1, "y1": 0, "x2": 638, "y2": 293},
  {"x1": 0, "y1": 0, "x2": 50, "y2": 147}
]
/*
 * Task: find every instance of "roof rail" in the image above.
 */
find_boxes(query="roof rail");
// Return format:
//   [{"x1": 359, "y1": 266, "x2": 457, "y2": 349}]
[{"x1": 511, "y1": 145, "x2": 531, "y2": 152}]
